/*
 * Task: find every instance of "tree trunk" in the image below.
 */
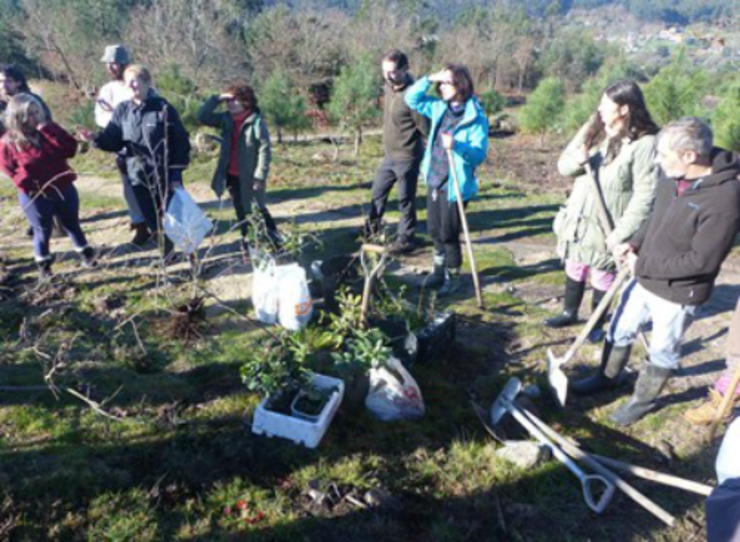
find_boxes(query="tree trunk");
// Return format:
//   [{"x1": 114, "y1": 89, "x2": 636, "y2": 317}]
[
  {"x1": 277, "y1": 126, "x2": 283, "y2": 144},
  {"x1": 354, "y1": 129, "x2": 362, "y2": 156}
]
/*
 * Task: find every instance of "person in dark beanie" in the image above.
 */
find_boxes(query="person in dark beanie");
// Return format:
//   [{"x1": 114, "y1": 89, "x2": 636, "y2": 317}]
[
  {"x1": 0, "y1": 94, "x2": 95, "y2": 279},
  {"x1": 546, "y1": 80, "x2": 659, "y2": 343},
  {"x1": 94, "y1": 45, "x2": 150, "y2": 246},
  {"x1": 406, "y1": 64, "x2": 488, "y2": 296},
  {"x1": 197, "y1": 82, "x2": 275, "y2": 257},
  {"x1": 363, "y1": 49, "x2": 429, "y2": 254},
  {"x1": 570, "y1": 117, "x2": 740, "y2": 426}
]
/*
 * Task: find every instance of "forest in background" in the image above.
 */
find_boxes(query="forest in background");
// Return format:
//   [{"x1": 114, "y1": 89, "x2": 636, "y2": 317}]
[{"x1": 1, "y1": 0, "x2": 740, "y2": 152}]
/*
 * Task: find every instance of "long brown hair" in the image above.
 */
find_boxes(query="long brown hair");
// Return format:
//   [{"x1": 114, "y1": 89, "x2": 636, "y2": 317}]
[{"x1": 584, "y1": 79, "x2": 659, "y2": 162}]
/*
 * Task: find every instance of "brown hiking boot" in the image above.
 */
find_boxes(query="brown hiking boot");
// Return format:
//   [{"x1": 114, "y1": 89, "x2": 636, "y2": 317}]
[{"x1": 683, "y1": 389, "x2": 739, "y2": 426}]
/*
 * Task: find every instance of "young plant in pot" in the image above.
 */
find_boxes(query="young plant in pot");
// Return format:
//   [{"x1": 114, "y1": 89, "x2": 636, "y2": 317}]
[
  {"x1": 331, "y1": 328, "x2": 392, "y2": 408},
  {"x1": 240, "y1": 332, "x2": 310, "y2": 413}
]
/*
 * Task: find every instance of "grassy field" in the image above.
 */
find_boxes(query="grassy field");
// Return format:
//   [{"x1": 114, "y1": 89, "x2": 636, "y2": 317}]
[{"x1": 0, "y1": 111, "x2": 731, "y2": 541}]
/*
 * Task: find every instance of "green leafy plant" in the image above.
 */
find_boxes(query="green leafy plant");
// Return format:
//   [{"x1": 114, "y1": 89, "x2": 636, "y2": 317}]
[
  {"x1": 331, "y1": 328, "x2": 391, "y2": 374},
  {"x1": 322, "y1": 288, "x2": 363, "y2": 348},
  {"x1": 293, "y1": 384, "x2": 337, "y2": 417},
  {"x1": 245, "y1": 207, "x2": 321, "y2": 266},
  {"x1": 519, "y1": 77, "x2": 566, "y2": 145},
  {"x1": 240, "y1": 333, "x2": 310, "y2": 398}
]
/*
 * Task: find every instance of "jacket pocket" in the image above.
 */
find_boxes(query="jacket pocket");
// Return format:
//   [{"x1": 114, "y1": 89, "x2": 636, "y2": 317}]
[{"x1": 553, "y1": 206, "x2": 568, "y2": 237}]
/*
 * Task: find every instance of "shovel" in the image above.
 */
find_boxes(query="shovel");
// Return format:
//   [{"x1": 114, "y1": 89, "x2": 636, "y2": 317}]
[
  {"x1": 547, "y1": 266, "x2": 631, "y2": 407},
  {"x1": 491, "y1": 378, "x2": 615, "y2": 513}
]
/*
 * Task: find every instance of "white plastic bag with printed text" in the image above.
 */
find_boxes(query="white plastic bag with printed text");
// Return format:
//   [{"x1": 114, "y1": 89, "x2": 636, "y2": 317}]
[{"x1": 365, "y1": 356, "x2": 425, "y2": 421}]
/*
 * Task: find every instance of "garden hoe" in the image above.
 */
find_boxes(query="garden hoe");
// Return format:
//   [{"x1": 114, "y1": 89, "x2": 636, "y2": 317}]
[
  {"x1": 447, "y1": 149, "x2": 484, "y2": 309},
  {"x1": 490, "y1": 377, "x2": 615, "y2": 513}
]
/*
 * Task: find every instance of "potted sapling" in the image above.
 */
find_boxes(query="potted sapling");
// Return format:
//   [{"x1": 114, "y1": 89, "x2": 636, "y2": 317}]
[
  {"x1": 331, "y1": 328, "x2": 391, "y2": 409},
  {"x1": 242, "y1": 332, "x2": 344, "y2": 448}
]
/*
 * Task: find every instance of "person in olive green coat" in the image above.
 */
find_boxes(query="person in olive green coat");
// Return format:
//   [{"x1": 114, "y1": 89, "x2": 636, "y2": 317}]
[
  {"x1": 197, "y1": 83, "x2": 275, "y2": 252},
  {"x1": 547, "y1": 80, "x2": 659, "y2": 342}
]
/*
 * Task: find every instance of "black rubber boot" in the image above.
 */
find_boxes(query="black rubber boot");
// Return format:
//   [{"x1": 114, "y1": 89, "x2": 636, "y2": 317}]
[
  {"x1": 131, "y1": 222, "x2": 152, "y2": 246},
  {"x1": 570, "y1": 340, "x2": 631, "y2": 396},
  {"x1": 545, "y1": 277, "x2": 585, "y2": 328},
  {"x1": 424, "y1": 251, "x2": 446, "y2": 289},
  {"x1": 587, "y1": 288, "x2": 609, "y2": 343},
  {"x1": 610, "y1": 363, "x2": 671, "y2": 426},
  {"x1": 438, "y1": 267, "x2": 461, "y2": 297}
]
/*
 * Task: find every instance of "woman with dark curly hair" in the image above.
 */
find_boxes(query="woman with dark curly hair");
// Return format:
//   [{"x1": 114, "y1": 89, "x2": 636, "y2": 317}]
[{"x1": 197, "y1": 82, "x2": 275, "y2": 253}]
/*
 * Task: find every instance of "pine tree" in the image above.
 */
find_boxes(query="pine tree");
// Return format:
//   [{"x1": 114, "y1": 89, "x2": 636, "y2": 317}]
[
  {"x1": 327, "y1": 56, "x2": 381, "y2": 156},
  {"x1": 519, "y1": 77, "x2": 565, "y2": 145},
  {"x1": 260, "y1": 70, "x2": 310, "y2": 143}
]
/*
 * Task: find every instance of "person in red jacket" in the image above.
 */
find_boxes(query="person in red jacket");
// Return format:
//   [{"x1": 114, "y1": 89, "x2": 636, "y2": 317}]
[{"x1": 0, "y1": 93, "x2": 95, "y2": 278}]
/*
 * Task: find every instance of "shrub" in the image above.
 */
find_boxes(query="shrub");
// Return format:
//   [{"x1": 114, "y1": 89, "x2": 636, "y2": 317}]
[{"x1": 518, "y1": 77, "x2": 565, "y2": 145}]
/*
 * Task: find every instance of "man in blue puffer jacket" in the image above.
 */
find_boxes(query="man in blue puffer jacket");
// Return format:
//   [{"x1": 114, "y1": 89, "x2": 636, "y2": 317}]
[{"x1": 405, "y1": 64, "x2": 489, "y2": 296}]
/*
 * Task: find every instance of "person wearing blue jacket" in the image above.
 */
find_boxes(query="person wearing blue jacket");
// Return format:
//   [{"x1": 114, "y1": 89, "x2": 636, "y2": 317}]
[{"x1": 405, "y1": 65, "x2": 489, "y2": 296}]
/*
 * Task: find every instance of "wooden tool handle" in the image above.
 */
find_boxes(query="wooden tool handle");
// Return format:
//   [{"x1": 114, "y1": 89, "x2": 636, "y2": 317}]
[
  {"x1": 521, "y1": 407, "x2": 675, "y2": 526},
  {"x1": 708, "y1": 363, "x2": 740, "y2": 441}
]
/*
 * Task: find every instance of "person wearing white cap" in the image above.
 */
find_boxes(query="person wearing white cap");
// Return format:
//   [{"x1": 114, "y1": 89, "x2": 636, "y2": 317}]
[{"x1": 95, "y1": 45, "x2": 149, "y2": 246}]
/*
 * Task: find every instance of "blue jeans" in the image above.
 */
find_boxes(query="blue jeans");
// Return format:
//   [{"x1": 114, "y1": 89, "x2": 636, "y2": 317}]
[
  {"x1": 608, "y1": 279, "x2": 697, "y2": 369},
  {"x1": 19, "y1": 184, "x2": 88, "y2": 261}
]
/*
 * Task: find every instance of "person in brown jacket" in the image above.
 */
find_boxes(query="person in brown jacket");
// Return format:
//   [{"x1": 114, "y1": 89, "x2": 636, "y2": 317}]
[{"x1": 684, "y1": 298, "x2": 740, "y2": 425}]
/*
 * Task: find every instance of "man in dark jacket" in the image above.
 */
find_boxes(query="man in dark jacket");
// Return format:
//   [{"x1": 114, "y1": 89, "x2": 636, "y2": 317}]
[
  {"x1": 363, "y1": 50, "x2": 429, "y2": 254},
  {"x1": 570, "y1": 117, "x2": 740, "y2": 425}
]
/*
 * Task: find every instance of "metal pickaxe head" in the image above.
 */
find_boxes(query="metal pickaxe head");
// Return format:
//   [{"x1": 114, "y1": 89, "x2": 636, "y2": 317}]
[
  {"x1": 547, "y1": 349, "x2": 568, "y2": 408},
  {"x1": 490, "y1": 377, "x2": 523, "y2": 426}
]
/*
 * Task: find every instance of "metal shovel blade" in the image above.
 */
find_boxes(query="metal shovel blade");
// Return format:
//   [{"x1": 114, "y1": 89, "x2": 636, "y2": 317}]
[{"x1": 547, "y1": 349, "x2": 568, "y2": 408}]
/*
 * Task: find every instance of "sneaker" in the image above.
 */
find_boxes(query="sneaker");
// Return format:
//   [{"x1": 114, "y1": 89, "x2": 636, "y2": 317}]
[{"x1": 80, "y1": 246, "x2": 97, "y2": 268}]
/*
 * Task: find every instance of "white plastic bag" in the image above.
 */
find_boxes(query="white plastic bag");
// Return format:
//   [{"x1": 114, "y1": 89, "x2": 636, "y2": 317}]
[
  {"x1": 365, "y1": 356, "x2": 425, "y2": 421},
  {"x1": 277, "y1": 264, "x2": 313, "y2": 331},
  {"x1": 252, "y1": 259, "x2": 279, "y2": 324},
  {"x1": 163, "y1": 188, "x2": 213, "y2": 255}
]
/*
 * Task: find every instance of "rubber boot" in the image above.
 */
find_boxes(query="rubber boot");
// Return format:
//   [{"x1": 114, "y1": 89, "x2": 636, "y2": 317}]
[
  {"x1": 438, "y1": 267, "x2": 461, "y2": 297},
  {"x1": 570, "y1": 340, "x2": 631, "y2": 396},
  {"x1": 586, "y1": 288, "x2": 609, "y2": 343},
  {"x1": 131, "y1": 222, "x2": 151, "y2": 246},
  {"x1": 545, "y1": 277, "x2": 585, "y2": 328},
  {"x1": 610, "y1": 362, "x2": 672, "y2": 426},
  {"x1": 424, "y1": 251, "x2": 446, "y2": 289}
]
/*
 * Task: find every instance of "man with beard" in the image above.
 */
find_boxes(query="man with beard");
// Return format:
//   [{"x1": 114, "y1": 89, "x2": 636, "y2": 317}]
[
  {"x1": 363, "y1": 50, "x2": 429, "y2": 254},
  {"x1": 95, "y1": 45, "x2": 149, "y2": 246}
]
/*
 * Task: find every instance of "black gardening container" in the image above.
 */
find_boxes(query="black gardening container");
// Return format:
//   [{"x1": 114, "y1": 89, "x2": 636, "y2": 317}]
[
  {"x1": 375, "y1": 311, "x2": 456, "y2": 367},
  {"x1": 311, "y1": 256, "x2": 362, "y2": 312}
]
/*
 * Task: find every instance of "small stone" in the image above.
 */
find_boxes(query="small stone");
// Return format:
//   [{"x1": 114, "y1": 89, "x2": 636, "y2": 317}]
[
  {"x1": 496, "y1": 440, "x2": 547, "y2": 469},
  {"x1": 363, "y1": 487, "x2": 398, "y2": 509}
]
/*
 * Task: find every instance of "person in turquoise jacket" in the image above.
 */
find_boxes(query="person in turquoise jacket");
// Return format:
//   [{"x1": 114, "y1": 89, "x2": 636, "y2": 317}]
[{"x1": 405, "y1": 64, "x2": 489, "y2": 296}]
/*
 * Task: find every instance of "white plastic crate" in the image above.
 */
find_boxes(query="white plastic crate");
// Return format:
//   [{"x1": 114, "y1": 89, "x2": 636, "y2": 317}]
[{"x1": 251, "y1": 373, "x2": 344, "y2": 449}]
